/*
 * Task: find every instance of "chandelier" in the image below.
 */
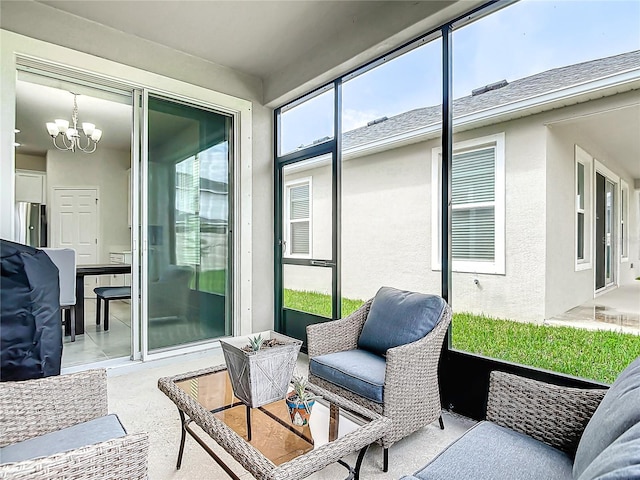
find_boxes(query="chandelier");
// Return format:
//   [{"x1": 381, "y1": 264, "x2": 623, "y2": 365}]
[{"x1": 45, "y1": 93, "x2": 102, "y2": 153}]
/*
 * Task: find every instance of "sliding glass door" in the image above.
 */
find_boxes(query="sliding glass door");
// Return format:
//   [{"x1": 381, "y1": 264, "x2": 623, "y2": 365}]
[{"x1": 143, "y1": 93, "x2": 233, "y2": 354}]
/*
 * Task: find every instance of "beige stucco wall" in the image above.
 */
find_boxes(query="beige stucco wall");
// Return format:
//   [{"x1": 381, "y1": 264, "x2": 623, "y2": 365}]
[
  {"x1": 452, "y1": 121, "x2": 547, "y2": 322},
  {"x1": 342, "y1": 142, "x2": 436, "y2": 302}
]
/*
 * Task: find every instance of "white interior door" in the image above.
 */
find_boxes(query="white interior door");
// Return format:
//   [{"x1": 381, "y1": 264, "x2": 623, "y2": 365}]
[{"x1": 51, "y1": 188, "x2": 99, "y2": 295}]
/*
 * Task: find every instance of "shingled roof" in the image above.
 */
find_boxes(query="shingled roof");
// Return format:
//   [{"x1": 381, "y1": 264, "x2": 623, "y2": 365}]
[{"x1": 342, "y1": 50, "x2": 640, "y2": 150}]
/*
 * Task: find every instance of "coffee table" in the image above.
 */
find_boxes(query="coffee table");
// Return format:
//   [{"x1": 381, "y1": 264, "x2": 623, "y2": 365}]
[{"x1": 158, "y1": 365, "x2": 390, "y2": 480}]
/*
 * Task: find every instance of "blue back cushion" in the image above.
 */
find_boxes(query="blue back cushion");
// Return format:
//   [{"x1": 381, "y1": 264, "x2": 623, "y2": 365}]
[
  {"x1": 357, "y1": 287, "x2": 446, "y2": 356},
  {"x1": 574, "y1": 356, "x2": 640, "y2": 479},
  {"x1": 577, "y1": 422, "x2": 640, "y2": 480}
]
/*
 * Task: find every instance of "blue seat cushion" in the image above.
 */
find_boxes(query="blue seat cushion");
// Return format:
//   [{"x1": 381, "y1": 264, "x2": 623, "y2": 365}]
[
  {"x1": 574, "y1": 356, "x2": 640, "y2": 478},
  {"x1": 94, "y1": 286, "x2": 131, "y2": 299},
  {"x1": 0, "y1": 414, "x2": 126, "y2": 464},
  {"x1": 412, "y1": 421, "x2": 574, "y2": 480},
  {"x1": 310, "y1": 349, "x2": 385, "y2": 403},
  {"x1": 578, "y1": 421, "x2": 640, "y2": 480},
  {"x1": 358, "y1": 287, "x2": 446, "y2": 356}
]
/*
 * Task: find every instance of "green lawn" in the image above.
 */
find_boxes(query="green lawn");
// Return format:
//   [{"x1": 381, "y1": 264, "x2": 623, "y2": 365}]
[
  {"x1": 283, "y1": 289, "x2": 639, "y2": 384},
  {"x1": 195, "y1": 269, "x2": 227, "y2": 294},
  {"x1": 452, "y1": 313, "x2": 640, "y2": 384},
  {"x1": 284, "y1": 289, "x2": 364, "y2": 318}
]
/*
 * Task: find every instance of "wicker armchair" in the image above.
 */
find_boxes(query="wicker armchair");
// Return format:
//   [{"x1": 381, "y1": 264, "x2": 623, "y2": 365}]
[
  {"x1": 0, "y1": 369, "x2": 149, "y2": 480},
  {"x1": 307, "y1": 289, "x2": 452, "y2": 471}
]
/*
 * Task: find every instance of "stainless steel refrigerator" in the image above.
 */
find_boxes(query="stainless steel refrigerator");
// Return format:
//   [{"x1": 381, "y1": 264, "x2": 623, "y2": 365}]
[{"x1": 15, "y1": 202, "x2": 47, "y2": 247}]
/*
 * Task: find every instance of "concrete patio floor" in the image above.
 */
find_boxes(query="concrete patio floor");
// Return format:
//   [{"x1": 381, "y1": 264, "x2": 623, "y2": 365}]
[
  {"x1": 107, "y1": 350, "x2": 476, "y2": 480},
  {"x1": 545, "y1": 282, "x2": 640, "y2": 335}
]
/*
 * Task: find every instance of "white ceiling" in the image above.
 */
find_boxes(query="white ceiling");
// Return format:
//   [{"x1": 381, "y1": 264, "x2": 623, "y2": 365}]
[
  {"x1": 15, "y1": 80, "x2": 132, "y2": 155},
  {"x1": 37, "y1": 0, "x2": 407, "y2": 79}
]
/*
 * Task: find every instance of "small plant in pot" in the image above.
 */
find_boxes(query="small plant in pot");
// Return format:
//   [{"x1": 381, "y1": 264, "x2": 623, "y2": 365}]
[{"x1": 286, "y1": 374, "x2": 322, "y2": 426}]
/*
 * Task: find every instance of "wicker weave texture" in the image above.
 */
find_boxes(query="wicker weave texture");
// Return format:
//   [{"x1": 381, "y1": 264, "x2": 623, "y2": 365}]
[
  {"x1": 486, "y1": 370, "x2": 607, "y2": 455},
  {"x1": 0, "y1": 433, "x2": 149, "y2": 480},
  {"x1": 0, "y1": 368, "x2": 149, "y2": 480},
  {"x1": 158, "y1": 365, "x2": 390, "y2": 480},
  {"x1": 0, "y1": 369, "x2": 108, "y2": 447},
  {"x1": 306, "y1": 300, "x2": 372, "y2": 358},
  {"x1": 308, "y1": 298, "x2": 452, "y2": 448}
]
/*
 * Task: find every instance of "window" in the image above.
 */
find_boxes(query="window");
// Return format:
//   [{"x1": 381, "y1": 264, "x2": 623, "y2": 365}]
[
  {"x1": 175, "y1": 155, "x2": 201, "y2": 267},
  {"x1": 576, "y1": 161, "x2": 585, "y2": 260},
  {"x1": 575, "y1": 145, "x2": 593, "y2": 270},
  {"x1": 432, "y1": 133, "x2": 505, "y2": 274},
  {"x1": 285, "y1": 179, "x2": 312, "y2": 257},
  {"x1": 621, "y1": 179, "x2": 629, "y2": 261},
  {"x1": 280, "y1": 88, "x2": 334, "y2": 156}
]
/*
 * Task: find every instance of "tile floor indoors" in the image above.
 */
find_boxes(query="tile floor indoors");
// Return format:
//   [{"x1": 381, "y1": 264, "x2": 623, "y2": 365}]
[
  {"x1": 107, "y1": 350, "x2": 477, "y2": 480},
  {"x1": 62, "y1": 298, "x2": 132, "y2": 367}
]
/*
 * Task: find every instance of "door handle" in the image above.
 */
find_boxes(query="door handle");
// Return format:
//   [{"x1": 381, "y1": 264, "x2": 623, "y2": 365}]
[{"x1": 310, "y1": 260, "x2": 336, "y2": 267}]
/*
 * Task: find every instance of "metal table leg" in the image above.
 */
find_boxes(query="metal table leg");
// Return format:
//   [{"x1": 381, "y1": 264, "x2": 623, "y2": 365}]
[{"x1": 337, "y1": 444, "x2": 369, "y2": 480}]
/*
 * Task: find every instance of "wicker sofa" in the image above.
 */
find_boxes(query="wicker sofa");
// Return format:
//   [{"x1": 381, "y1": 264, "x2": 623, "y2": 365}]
[
  {"x1": 0, "y1": 369, "x2": 149, "y2": 480},
  {"x1": 402, "y1": 356, "x2": 640, "y2": 480}
]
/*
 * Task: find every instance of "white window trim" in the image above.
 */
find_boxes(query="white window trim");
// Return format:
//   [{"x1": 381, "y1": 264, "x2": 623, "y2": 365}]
[
  {"x1": 575, "y1": 145, "x2": 593, "y2": 271},
  {"x1": 621, "y1": 179, "x2": 629, "y2": 262},
  {"x1": 284, "y1": 177, "x2": 312, "y2": 259},
  {"x1": 431, "y1": 132, "x2": 505, "y2": 275}
]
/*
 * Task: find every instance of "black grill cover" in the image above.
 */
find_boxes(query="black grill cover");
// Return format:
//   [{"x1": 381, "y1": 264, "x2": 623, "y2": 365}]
[{"x1": 1, "y1": 239, "x2": 62, "y2": 381}]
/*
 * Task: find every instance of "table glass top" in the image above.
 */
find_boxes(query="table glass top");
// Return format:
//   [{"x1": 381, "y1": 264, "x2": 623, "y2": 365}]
[{"x1": 175, "y1": 369, "x2": 367, "y2": 466}]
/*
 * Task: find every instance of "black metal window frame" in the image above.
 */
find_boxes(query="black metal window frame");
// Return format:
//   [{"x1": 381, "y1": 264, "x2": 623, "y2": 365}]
[
  {"x1": 273, "y1": 0, "x2": 606, "y2": 419},
  {"x1": 274, "y1": 81, "x2": 342, "y2": 329}
]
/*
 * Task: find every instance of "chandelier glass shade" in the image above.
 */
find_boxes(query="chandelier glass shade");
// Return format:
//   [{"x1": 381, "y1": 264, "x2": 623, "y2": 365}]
[{"x1": 46, "y1": 93, "x2": 102, "y2": 153}]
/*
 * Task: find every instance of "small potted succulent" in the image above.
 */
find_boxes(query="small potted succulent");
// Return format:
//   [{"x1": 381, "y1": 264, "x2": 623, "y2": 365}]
[
  {"x1": 285, "y1": 374, "x2": 322, "y2": 426},
  {"x1": 220, "y1": 330, "x2": 302, "y2": 408}
]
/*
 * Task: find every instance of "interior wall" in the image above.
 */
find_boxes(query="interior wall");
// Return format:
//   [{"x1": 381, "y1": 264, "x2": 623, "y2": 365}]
[
  {"x1": 46, "y1": 147, "x2": 131, "y2": 263},
  {"x1": 15, "y1": 153, "x2": 46, "y2": 171}
]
